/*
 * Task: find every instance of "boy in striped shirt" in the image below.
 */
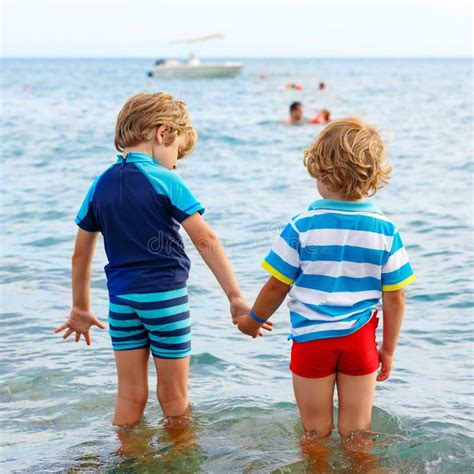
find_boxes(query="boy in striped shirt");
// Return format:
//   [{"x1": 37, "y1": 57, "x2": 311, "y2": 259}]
[{"x1": 238, "y1": 117, "x2": 415, "y2": 444}]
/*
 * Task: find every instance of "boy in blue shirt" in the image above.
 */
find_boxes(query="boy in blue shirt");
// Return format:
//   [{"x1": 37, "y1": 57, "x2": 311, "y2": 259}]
[
  {"x1": 55, "y1": 92, "x2": 272, "y2": 426},
  {"x1": 238, "y1": 117, "x2": 415, "y2": 452}
]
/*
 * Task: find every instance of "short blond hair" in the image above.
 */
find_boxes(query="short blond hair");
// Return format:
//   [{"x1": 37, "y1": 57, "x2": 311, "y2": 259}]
[
  {"x1": 303, "y1": 117, "x2": 391, "y2": 200},
  {"x1": 114, "y1": 92, "x2": 196, "y2": 158}
]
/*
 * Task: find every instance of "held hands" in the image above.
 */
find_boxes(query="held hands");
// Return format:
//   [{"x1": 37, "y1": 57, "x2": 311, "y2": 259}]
[
  {"x1": 229, "y1": 296, "x2": 273, "y2": 338},
  {"x1": 54, "y1": 306, "x2": 106, "y2": 346},
  {"x1": 230, "y1": 295, "x2": 251, "y2": 326},
  {"x1": 236, "y1": 313, "x2": 273, "y2": 338},
  {"x1": 377, "y1": 346, "x2": 394, "y2": 381}
]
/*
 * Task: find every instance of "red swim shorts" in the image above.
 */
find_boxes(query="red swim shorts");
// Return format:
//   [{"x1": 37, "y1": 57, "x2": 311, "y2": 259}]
[{"x1": 290, "y1": 313, "x2": 379, "y2": 378}]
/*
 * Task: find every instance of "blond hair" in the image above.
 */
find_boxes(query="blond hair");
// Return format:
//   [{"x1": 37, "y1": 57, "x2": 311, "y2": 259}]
[
  {"x1": 114, "y1": 92, "x2": 196, "y2": 158},
  {"x1": 303, "y1": 117, "x2": 391, "y2": 200}
]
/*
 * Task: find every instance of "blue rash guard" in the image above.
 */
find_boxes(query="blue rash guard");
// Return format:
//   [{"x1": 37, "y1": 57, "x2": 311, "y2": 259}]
[{"x1": 75, "y1": 152, "x2": 204, "y2": 296}]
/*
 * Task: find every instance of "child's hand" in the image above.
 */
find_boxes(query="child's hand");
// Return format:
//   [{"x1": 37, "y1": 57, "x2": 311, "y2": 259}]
[
  {"x1": 230, "y1": 296, "x2": 251, "y2": 325},
  {"x1": 237, "y1": 314, "x2": 273, "y2": 338},
  {"x1": 377, "y1": 346, "x2": 394, "y2": 381},
  {"x1": 54, "y1": 307, "x2": 106, "y2": 346}
]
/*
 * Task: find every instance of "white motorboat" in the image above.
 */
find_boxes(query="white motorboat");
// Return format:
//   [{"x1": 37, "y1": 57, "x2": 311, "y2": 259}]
[{"x1": 147, "y1": 34, "x2": 243, "y2": 79}]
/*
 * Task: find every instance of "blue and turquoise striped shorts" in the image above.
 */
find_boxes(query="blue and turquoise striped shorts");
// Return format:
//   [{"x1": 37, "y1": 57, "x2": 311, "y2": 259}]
[{"x1": 108, "y1": 286, "x2": 191, "y2": 359}]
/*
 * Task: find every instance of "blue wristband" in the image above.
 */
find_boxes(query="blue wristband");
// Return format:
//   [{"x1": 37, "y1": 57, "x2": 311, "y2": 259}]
[{"x1": 249, "y1": 310, "x2": 266, "y2": 324}]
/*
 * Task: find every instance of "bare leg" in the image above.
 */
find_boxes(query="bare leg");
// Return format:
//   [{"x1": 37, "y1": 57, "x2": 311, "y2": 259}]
[
  {"x1": 153, "y1": 355, "x2": 194, "y2": 461},
  {"x1": 113, "y1": 348, "x2": 150, "y2": 426},
  {"x1": 336, "y1": 371, "x2": 376, "y2": 436},
  {"x1": 153, "y1": 356, "x2": 190, "y2": 420},
  {"x1": 293, "y1": 373, "x2": 336, "y2": 471},
  {"x1": 337, "y1": 371, "x2": 381, "y2": 472},
  {"x1": 293, "y1": 373, "x2": 336, "y2": 434}
]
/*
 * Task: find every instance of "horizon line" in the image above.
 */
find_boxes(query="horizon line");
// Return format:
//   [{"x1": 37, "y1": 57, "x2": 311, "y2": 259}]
[{"x1": 2, "y1": 55, "x2": 472, "y2": 60}]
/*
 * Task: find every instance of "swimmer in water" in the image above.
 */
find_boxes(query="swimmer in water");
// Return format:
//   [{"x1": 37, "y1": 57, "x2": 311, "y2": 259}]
[
  {"x1": 284, "y1": 101, "x2": 305, "y2": 125},
  {"x1": 311, "y1": 108, "x2": 332, "y2": 125},
  {"x1": 284, "y1": 104, "x2": 332, "y2": 126}
]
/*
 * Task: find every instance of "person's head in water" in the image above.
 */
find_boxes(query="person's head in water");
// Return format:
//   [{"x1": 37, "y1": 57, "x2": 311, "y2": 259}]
[
  {"x1": 321, "y1": 109, "x2": 331, "y2": 121},
  {"x1": 319, "y1": 81, "x2": 326, "y2": 90},
  {"x1": 289, "y1": 101, "x2": 304, "y2": 124}
]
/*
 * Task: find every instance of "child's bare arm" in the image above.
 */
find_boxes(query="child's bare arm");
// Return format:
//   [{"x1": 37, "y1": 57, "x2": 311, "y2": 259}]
[
  {"x1": 55, "y1": 229, "x2": 106, "y2": 345},
  {"x1": 182, "y1": 212, "x2": 250, "y2": 324},
  {"x1": 71, "y1": 229, "x2": 99, "y2": 309},
  {"x1": 378, "y1": 289, "x2": 405, "y2": 381},
  {"x1": 238, "y1": 276, "x2": 290, "y2": 338}
]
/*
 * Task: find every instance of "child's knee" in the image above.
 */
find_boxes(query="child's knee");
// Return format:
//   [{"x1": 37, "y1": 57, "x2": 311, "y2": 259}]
[
  {"x1": 338, "y1": 425, "x2": 370, "y2": 439},
  {"x1": 320, "y1": 421, "x2": 334, "y2": 438},
  {"x1": 157, "y1": 385, "x2": 188, "y2": 415},
  {"x1": 117, "y1": 385, "x2": 148, "y2": 408},
  {"x1": 338, "y1": 420, "x2": 359, "y2": 438},
  {"x1": 158, "y1": 388, "x2": 187, "y2": 405},
  {"x1": 338, "y1": 426, "x2": 351, "y2": 438},
  {"x1": 338, "y1": 428, "x2": 374, "y2": 453},
  {"x1": 300, "y1": 424, "x2": 334, "y2": 461},
  {"x1": 302, "y1": 419, "x2": 334, "y2": 438},
  {"x1": 337, "y1": 408, "x2": 372, "y2": 438}
]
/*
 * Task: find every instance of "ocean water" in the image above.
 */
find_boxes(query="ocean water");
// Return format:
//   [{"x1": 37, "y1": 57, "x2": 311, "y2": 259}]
[{"x1": 0, "y1": 58, "x2": 473, "y2": 472}]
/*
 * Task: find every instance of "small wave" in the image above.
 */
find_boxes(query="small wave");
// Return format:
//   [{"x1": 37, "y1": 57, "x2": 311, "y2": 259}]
[{"x1": 190, "y1": 352, "x2": 227, "y2": 367}]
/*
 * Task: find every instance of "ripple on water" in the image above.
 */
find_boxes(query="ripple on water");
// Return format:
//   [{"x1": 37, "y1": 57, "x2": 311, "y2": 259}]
[{"x1": 25, "y1": 236, "x2": 71, "y2": 247}]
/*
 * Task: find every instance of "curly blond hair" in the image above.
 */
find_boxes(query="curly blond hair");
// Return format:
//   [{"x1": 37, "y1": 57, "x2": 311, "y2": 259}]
[
  {"x1": 303, "y1": 116, "x2": 391, "y2": 200},
  {"x1": 114, "y1": 92, "x2": 196, "y2": 158}
]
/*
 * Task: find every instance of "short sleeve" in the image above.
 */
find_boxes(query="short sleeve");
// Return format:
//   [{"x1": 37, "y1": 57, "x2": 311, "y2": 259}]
[
  {"x1": 168, "y1": 173, "x2": 205, "y2": 223},
  {"x1": 75, "y1": 180, "x2": 99, "y2": 232},
  {"x1": 262, "y1": 220, "x2": 301, "y2": 285},
  {"x1": 381, "y1": 230, "x2": 416, "y2": 291}
]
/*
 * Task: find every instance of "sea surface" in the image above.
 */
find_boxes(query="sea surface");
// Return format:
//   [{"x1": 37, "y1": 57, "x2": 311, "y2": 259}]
[{"x1": 0, "y1": 58, "x2": 473, "y2": 472}]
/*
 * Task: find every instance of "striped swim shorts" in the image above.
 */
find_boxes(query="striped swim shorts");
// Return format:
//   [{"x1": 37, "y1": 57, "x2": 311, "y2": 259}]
[{"x1": 108, "y1": 286, "x2": 191, "y2": 359}]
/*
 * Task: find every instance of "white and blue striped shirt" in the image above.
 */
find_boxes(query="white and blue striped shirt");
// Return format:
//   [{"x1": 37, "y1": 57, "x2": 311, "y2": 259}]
[{"x1": 262, "y1": 199, "x2": 415, "y2": 342}]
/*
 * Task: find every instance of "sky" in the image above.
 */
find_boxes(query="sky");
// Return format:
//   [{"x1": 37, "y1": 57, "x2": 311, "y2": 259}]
[{"x1": 1, "y1": 0, "x2": 472, "y2": 58}]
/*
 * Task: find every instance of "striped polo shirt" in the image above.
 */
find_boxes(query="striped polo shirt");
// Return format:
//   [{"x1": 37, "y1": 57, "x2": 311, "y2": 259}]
[
  {"x1": 75, "y1": 152, "x2": 204, "y2": 296},
  {"x1": 262, "y1": 199, "x2": 415, "y2": 342}
]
